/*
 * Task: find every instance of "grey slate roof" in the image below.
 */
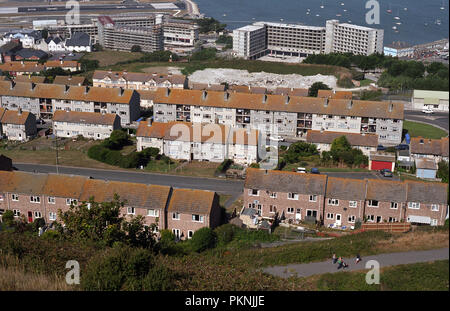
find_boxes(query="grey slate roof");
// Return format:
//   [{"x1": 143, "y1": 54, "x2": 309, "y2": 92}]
[
  {"x1": 366, "y1": 179, "x2": 407, "y2": 202},
  {"x1": 66, "y1": 32, "x2": 90, "y2": 47},
  {"x1": 326, "y1": 177, "x2": 366, "y2": 201},
  {"x1": 244, "y1": 168, "x2": 327, "y2": 195},
  {"x1": 15, "y1": 48, "x2": 48, "y2": 59},
  {"x1": 406, "y1": 180, "x2": 448, "y2": 204}
]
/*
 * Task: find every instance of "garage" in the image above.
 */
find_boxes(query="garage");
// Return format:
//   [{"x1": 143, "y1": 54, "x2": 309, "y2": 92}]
[{"x1": 369, "y1": 152, "x2": 396, "y2": 171}]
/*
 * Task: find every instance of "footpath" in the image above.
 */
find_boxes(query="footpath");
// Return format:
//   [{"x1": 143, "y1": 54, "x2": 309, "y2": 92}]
[{"x1": 263, "y1": 247, "x2": 449, "y2": 278}]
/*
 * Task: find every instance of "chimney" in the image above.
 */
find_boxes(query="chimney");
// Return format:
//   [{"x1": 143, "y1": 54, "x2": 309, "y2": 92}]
[
  {"x1": 84, "y1": 86, "x2": 90, "y2": 94},
  {"x1": 123, "y1": 70, "x2": 127, "y2": 75},
  {"x1": 324, "y1": 98, "x2": 328, "y2": 107},
  {"x1": 264, "y1": 169, "x2": 268, "y2": 175},
  {"x1": 68, "y1": 76, "x2": 72, "y2": 81},
  {"x1": 65, "y1": 85, "x2": 70, "y2": 93},
  {"x1": 419, "y1": 138, "x2": 424, "y2": 144},
  {"x1": 30, "y1": 82, "x2": 36, "y2": 91},
  {"x1": 224, "y1": 91, "x2": 229, "y2": 101},
  {"x1": 262, "y1": 94, "x2": 267, "y2": 104},
  {"x1": 148, "y1": 117, "x2": 152, "y2": 126},
  {"x1": 119, "y1": 87, "x2": 124, "y2": 96},
  {"x1": 165, "y1": 88, "x2": 171, "y2": 97},
  {"x1": 18, "y1": 108, "x2": 22, "y2": 115},
  {"x1": 347, "y1": 100, "x2": 353, "y2": 109},
  {"x1": 285, "y1": 95, "x2": 290, "y2": 105},
  {"x1": 108, "y1": 69, "x2": 112, "y2": 74},
  {"x1": 21, "y1": 60, "x2": 24, "y2": 65},
  {"x1": 389, "y1": 103, "x2": 394, "y2": 112},
  {"x1": 10, "y1": 81, "x2": 16, "y2": 90},
  {"x1": 202, "y1": 90, "x2": 207, "y2": 100}
]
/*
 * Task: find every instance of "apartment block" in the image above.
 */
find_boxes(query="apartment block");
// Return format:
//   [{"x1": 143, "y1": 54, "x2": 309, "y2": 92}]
[
  {"x1": 232, "y1": 24, "x2": 267, "y2": 60},
  {"x1": 0, "y1": 107, "x2": 37, "y2": 141},
  {"x1": 325, "y1": 20, "x2": 384, "y2": 55},
  {"x1": 52, "y1": 110, "x2": 121, "y2": 140},
  {"x1": 151, "y1": 88, "x2": 404, "y2": 145},
  {"x1": 136, "y1": 121, "x2": 259, "y2": 165},
  {"x1": 93, "y1": 70, "x2": 187, "y2": 91},
  {"x1": 0, "y1": 81, "x2": 140, "y2": 125},
  {"x1": 163, "y1": 18, "x2": 199, "y2": 48},
  {"x1": 0, "y1": 171, "x2": 221, "y2": 240},
  {"x1": 97, "y1": 15, "x2": 164, "y2": 53},
  {"x1": 243, "y1": 169, "x2": 448, "y2": 228}
]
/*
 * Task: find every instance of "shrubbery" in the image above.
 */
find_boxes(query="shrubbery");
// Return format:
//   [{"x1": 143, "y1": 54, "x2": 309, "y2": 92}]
[
  {"x1": 284, "y1": 142, "x2": 319, "y2": 163},
  {"x1": 216, "y1": 159, "x2": 233, "y2": 173},
  {"x1": 189, "y1": 227, "x2": 217, "y2": 252}
]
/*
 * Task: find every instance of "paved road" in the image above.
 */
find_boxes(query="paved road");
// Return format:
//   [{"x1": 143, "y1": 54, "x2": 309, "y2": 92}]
[
  {"x1": 14, "y1": 163, "x2": 244, "y2": 195},
  {"x1": 404, "y1": 111, "x2": 449, "y2": 132},
  {"x1": 263, "y1": 248, "x2": 449, "y2": 278}
]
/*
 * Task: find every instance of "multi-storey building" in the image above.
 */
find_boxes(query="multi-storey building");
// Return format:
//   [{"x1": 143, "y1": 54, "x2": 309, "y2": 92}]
[
  {"x1": 0, "y1": 107, "x2": 37, "y2": 141},
  {"x1": 52, "y1": 110, "x2": 121, "y2": 140},
  {"x1": 97, "y1": 15, "x2": 164, "y2": 53},
  {"x1": 0, "y1": 81, "x2": 140, "y2": 125},
  {"x1": 243, "y1": 168, "x2": 448, "y2": 228},
  {"x1": 151, "y1": 88, "x2": 404, "y2": 145},
  {"x1": 324, "y1": 20, "x2": 384, "y2": 56},
  {"x1": 136, "y1": 121, "x2": 259, "y2": 165},
  {"x1": 163, "y1": 18, "x2": 199, "y2": 49},
  {"x1": 93, "y1": 70, "x2": 187, "y2": 91},
  {"x1": 232, "y1": 24, "x2": 267, "y2": 60},
  {"x1": 0, "y1": 171, "x2": 221, "y2": 240}
]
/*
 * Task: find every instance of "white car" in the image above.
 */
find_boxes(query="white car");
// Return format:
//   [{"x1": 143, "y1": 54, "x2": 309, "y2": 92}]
[
  {"x1": 422, "y1": 108, "x2": 434, "y2": 114},
  {"x1": 297, "y1": 167, "x2": 307, "y2": 173},
  {"x1": 269, "y1": 135, "x2": 285, "y2": 142}
]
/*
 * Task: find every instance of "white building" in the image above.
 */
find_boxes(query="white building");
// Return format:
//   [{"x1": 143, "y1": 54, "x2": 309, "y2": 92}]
[
  {"x1": 325, "y1": 20, "x2": 384, "y2": 56},
  {"x1": 232, "y1": 25, "x2": 267, "y2": 60},
  {"x1": 163, "y1": 19, "x2": 199, "y2": 49},
  {"x1": 412, "y1": 90, "x2": 449, "y2": 112},
  {"x1": 52, "y1": 110, "x2": 121, "y2": 140},
  {"x1": 0, "y1": 108, "x2": 37, "y2": 141},
  {"x1": 136, "y1": 121, "x2": 259, "y2": 165}
]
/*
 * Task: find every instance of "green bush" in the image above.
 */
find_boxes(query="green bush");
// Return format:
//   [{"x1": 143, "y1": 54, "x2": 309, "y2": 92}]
[
  {"x1": 284, "y1": 142, "x2": 319, "y2": 163},
  {"x1": 190, "y1": 227, "x2": 217, "y2": 252},
  {"x1": 214, "y1": 224, "x2": 241, "y2": 246},
  {"x1": 141, "y1": 263, "x2": 175, "y2": 291},
  {"x1": 337, "y1": 76, "x2": 354, "y2": 88},
  {"x1": 216, "y1": 159, "x2": 233, "y2": 173},
  {"x1": 1, "y1": 210, "x2": 14, "y2": 227},
  {"x1": 308, "y1": 82, "x2": 331, "y2": 97}
]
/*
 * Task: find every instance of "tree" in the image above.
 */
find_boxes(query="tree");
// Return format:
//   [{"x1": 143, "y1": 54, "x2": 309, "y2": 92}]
[
  {"x1": 331, "y1": 136, "x2": 352, "y2": 154},
  {"x1": 189, "y1": 227, "x2": 217, "y2": 252},
  {"x1": 41, "y1": 28, "x2": 48, "y2": 39},
  {"x1": 284, "y1": 142, "x2": 319, "y2": 163},
  {"x1": 308, "y1": 82, "x2": 331, "y2": 97},
  {"x1": 1, "y1": 210, "x2": 14, "y2": 227},
  {"x1": 93, "y1": 43, "x2": 104, "y2": 51},
  {"x1": 131, "y1": 45, "x2": 142, "y2": 52},
  {"x1": 437, "y1": 161, "x2": 449, "y2": 183}
]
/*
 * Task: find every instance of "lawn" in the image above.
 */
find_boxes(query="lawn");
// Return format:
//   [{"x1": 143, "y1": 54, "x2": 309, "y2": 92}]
[
  {"x1": 82, "y1": 51, "x2": 145, "y2": 67},
  {"x1": 359, "y1": 79, "x2": 375, "y2": 87},
  {"x1": 403, "y1": 120, "x2": 448, "y2": 139}
]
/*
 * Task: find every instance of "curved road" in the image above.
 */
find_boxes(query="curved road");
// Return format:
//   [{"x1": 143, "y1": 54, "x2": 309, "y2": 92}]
[
  {"x1": 404, "y1": 111, "x2": 449, "y2": 132},
  {"x1": 263, "y1": 247, "x2": 449, "y2": 279}
]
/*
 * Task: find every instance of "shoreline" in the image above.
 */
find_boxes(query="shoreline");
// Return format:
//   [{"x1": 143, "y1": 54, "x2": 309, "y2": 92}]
[{"x1": 183, "y1": 0, "x2": 201, "y2": 16}]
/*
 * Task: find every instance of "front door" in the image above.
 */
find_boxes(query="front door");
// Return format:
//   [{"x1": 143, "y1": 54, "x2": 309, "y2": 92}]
[
  {"x1": 27, "y1": 211, "x2": 33, "y2": 223},
  {"x1": 336, "y1": 214, "x2": 342, "y2": 226},
  {"x1": 295, "y1": 208, "x2": 302, "y2": 221},
  {"x1": 172, "y1": 229, "x2": 181, "y2": 240}
]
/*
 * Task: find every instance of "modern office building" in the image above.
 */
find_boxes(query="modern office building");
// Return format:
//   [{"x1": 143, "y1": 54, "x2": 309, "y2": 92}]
[{"x1": 232, "y1": 24, "x2": 267, "y2": 60}]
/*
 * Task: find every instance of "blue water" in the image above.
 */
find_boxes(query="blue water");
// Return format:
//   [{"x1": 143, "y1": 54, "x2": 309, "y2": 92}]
[{"x1": 194, "y1": 0, "x2": 449, "y2": 45}]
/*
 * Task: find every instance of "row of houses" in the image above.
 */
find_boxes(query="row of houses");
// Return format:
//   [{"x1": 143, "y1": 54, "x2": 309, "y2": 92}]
[
  {"x1": 136, "y1": 121, "x2": 259, "y2": 165},
  {"x1": 150, "y1": 88, "x2": 404, "y2": 145},
  {"x1": 0, "y1": 60, "x2": 81, "y2": 76},
  {"x1": 0, "y1": 170, "x2": 221, "y2": 241},
  {"x1": 243, "y1": 168, "x2": 448, "y2": 229},
  {"x1": 0, "y1": 107, "x2": 37, "y2": 141}
]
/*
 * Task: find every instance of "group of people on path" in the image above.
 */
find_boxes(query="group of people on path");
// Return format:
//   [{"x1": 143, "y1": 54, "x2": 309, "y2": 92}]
[{"x1": 332, "y1": 253, "x2": 362, "y2": 270}]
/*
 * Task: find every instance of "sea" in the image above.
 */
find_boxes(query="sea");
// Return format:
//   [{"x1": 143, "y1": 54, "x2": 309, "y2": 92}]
[{"x1": 194, "y1": 0, "x2": 449, "y2": 46}]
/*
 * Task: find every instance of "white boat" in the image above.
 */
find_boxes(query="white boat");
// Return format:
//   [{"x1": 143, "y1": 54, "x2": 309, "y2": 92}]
[
  {"x1": 435, "y1": 19, "x2": 442, "y2": 25},
  {"x1": 340, "y1": 2, "x2": 345, "y2": 6},
  {"x1": 336, "y1": 14, "x2": 342, "y2": 17},
  {"x1": 392, "y1": 26, "x2": 397, "y2": 30},
  {"x1": 396, "y1": 22, "x2": 402, "y2": 25},
  {"x1": 404, "y1": 7, "x2": 408, "y2": 11},
  {"x1": 343, "y1": 9, "x2": 347, "y2": 12},
  {"x1": 440, "y1": 1, "x2": 445, "y2": 10},
  {"x1": 306, "y1": 11, "x2": 310, "y2": 15},
  {"x1": 347, "y1": 20, "x2": 352, "y2": 23},
  {"x1": 316, "y1": 14, "x2": 320, "y2": 17},
  {"x1": 320, "y1": 1, "x2": 324, "y2": 9}
]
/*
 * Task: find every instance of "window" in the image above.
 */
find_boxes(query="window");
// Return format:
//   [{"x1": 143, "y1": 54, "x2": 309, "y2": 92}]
[
  {"x1": 147, "y1": 209, "x2": 159, "y2": 217},
  {"x1": 309, "y1": 195, "x2": 317, "y2": 202},
  {"x1": 269, "y1": 205, "x2": 277, "y2": 213},
  {"x1": 408, "y1": 202, "x2": 420, "y2": 209},
  {"x1": 306, "y1": 210, "x2": 317, "y2": 218},
  {"x1": 388, "y1": 217, "x2": 397, "y2": 223},
  {"x1": 30, "y1": 196, "x2": 40, "y2": 203},
  {"x1": 366, "y1": 215, "x2": 374, "y2": 222},
  {"x1": 48, "y1": 197, "x2": 56, "y2": 204},
  {"x1": 34, "y1": 211, "x2": 42, "y2": 218},
  {"x1": 188, "y1": 230, "x2": 194, "y2": 239},
  {"x1": 12, "y1": 194, "x2": 19, "y2": 201},
  {"x1": 349, "y1": 201, "x2": 357, "y2": 208},
  {"x1": 0, "y1": 209, "x2": 4, "y2": 215},
  {"x1": 326, "y1": 213, "x2": 334, "y2": 219},
  {"x1": 172, "y1": 212, "x2": 180, "y2": 220},
  {"x1": 431, "y1": 204, "x2": 439, "y2": 211},
  {"x1": 431, "y1": 219, "x2": 438, "y2": 226},
  {"x1": 192, "y1": 214, "x2": 204, "y2": 222},
  {"x1": 328, "y1": 198, "x2": 339, "y2": 206},
  {"x1": 0, "y1": 194, "x2": 3, "y2": 201},
  {"x1": 368, "y1": 200, "x2": 379, "y2": 207},
  {"x1": 348, "y1": 215, "x2": 356, "y2": 223},
  {"x1": 13, "y1": 209, "x2": 20, "y2": 217},
  {"x1": 66, "y1": 198, "x2": 77, "y2": 206},
  {"x1": 49, "y1": 212, "x2": 57, "y2": 221},
  {"x1": 270, "y1": 192, "x2": 277, "y2": 198},
  {"x1": 390, "y1": 202, "x2": 398, "y2": 209},
  {"x1": 127, "y1": 207, "x2": 135, "y2": 215},
  {"x1": 249, "y1": 189, "x2": 259, "y2": 196},
  {"x1": 172, "y1": 229, "x2": 180, "y2": 239},
  {"x1": 288, "y1": 193, "x2": 299, "y2": 200},
  {"x1": 287, "y1": 207, "x2": 294, "y2": 214}
]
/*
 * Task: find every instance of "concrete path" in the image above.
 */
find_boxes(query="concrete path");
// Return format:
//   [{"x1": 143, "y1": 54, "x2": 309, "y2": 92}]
[{"x1": 263, "y1": 248, "x2": 449, "y2": 278}]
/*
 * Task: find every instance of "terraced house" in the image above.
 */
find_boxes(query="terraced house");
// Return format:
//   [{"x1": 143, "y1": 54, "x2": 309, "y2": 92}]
[
  {"x1": 0, "y1": 171, "x2": 221, "y2": 240},
  {"x1": 0, "y1": 81, "x2": 140, "y2": 125},
  {"x1": 243, "y1": 169, "x2": 448, "y2": 228},
  {"x1": 0, "y1": 107, "x2": 37, "y2": 141},
  {"x1": 151, "y1": 88, "x2": 404, "y2": 145},
  {"x1": 136, "y1": 121, "x2": 259, "y2": 165},
  {"x1": 93, "y1": 70, "x2": 187, "y2": 91},
  {"x1": 410, "y1": 137, "x2": 449, "y2": 163}
]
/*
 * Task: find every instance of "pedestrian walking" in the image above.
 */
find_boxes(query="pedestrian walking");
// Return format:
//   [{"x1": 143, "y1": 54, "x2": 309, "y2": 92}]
[
  {"x1": 337, "y1": 257, "x2": 343, "y2": 269},
  {"x1": 332, "y1": 253, "x2": 337, "y2": 264},
  {"x1": 355, "y1": 253, "x2": 362, "y2": 264}
]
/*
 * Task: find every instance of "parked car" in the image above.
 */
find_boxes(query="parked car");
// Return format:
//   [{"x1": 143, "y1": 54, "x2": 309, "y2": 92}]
[
  {"x1": 297, "y1": 167, "x2": 307, "y2": 173},
  {"x1": 380, "y1": 169, "x2": 393, "y2": 177},
  {"x1": 269, "y1": 135, "x2": 285, "y2": 142},
  {"x1": 395, "y1": 144, "x2": 409, "y2": 150},
  {"x1": 421, "y1": 108, "x2": 434, "y2": 114},
  {"x1": 310, "y1": 167, "x2": 320, "y2": 174},
  {"x1": 377, "y1": 145, "x2": 386, "y2": 151}
]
